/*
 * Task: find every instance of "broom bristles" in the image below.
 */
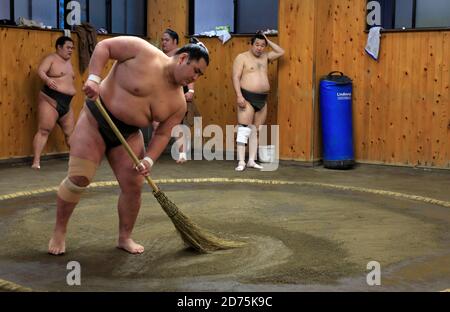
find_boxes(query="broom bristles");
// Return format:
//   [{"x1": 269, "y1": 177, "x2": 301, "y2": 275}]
[{"x1": 153, "y1": 190, "x2": 245, "y2": 253}]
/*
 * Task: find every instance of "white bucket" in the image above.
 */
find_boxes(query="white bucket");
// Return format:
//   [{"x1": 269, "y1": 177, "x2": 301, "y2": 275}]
[{"x1": 258, "y1": 145, "x2": 276, "y2": 163}]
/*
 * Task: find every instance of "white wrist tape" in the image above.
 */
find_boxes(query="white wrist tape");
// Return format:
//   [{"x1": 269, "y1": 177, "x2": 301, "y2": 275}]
[
  {"x1": 88, "y1": 74, "x2": 101, "y2": 84},
  {"x1": 143, "y1": 156, "x2": 154, "y2": 168}
]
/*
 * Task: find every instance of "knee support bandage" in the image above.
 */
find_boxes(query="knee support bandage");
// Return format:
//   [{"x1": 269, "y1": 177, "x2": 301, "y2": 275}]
[
  {"x1": 236, "y1": 125, "x2": 252, "y2": 145},
  {"x1": 57, "y1": 157, "x2": 97, "y2": 203},
  {"x1": 57, "y1": 177, "x2": 86, "y2": 203}
]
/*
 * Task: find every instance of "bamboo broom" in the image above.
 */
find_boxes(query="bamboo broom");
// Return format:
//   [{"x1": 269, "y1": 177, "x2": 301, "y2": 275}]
[{"x1": 93, "y1": 98, "x2": 244, "y2": 253}]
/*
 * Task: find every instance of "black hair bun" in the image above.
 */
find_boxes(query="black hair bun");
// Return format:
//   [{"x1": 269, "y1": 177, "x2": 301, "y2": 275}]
[{"x1": 189, "y1": 37, "x2": 200, "y2": 44}]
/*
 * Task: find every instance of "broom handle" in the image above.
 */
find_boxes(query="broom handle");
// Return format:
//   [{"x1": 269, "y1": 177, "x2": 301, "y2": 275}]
[{"x1": 93, "y1": 98, "x2": 159, "y2": 192}]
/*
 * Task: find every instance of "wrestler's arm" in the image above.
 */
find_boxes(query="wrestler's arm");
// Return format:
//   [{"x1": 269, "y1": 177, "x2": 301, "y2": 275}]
[
  {"x1": 37, "y1": 55, "x2": 57, "y2": 89},
  {"x1": 146, "y1": 106, "x2": 186, "y2": 163},
  {"x1": 263, "y1": 33, "x2": 285, "y2": 61},
  {"x1": 83, "y1": 36, "x2": 154, "y2": 98},
  {"x1": 88, "y1": 36, "x2": 148, "y2": 74},
  {"x1": 232, "y1": 54, "x2": 246, "y2": 108}
]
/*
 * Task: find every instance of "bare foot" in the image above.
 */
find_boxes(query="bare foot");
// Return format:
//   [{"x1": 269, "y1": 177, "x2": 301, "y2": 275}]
[
  {"x1": 31, "y1": 163, "x2": 41, "y2": 170},
  {"x1": 48, "y1": 234, "x2": 66, "y2": 255},
  {"x1": 117, "y1": 238, "x2": 144, "y2": 254}
]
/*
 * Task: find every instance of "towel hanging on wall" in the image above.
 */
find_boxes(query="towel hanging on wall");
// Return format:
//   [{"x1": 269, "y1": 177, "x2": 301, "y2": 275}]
[{"x1": 365, "y1": 26, "x2": 383, "y2": 61}]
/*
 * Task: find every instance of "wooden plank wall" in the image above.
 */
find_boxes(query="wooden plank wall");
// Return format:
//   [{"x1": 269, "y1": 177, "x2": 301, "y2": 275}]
[
  {"x1": 313, "y1": 0, "x2": 334, "y2": 161},
  {"x1": 316, "y1": 0, "x2": 450, "y2": 168},
  {"x1": 1, "y1": 0, "x2": 448, "y2": 168},
  {"x1": 0, "y1": 28, "x2": 112, "y2": 160},
  {"x1": 147, "y1": 0, "x2": 278, "y2": 140},
  {"x1": 147, "y1": 0, "x2": 189, "y2": 46},
  {"x1": 278, "y1": 0, "x2": 449, "y2": 168},
  {"x1": 278, "y1": 0, "x2": 318, "y2": 161},
  {"x1": 0, "y1": 28, "x2": 76, "y2": 159}
]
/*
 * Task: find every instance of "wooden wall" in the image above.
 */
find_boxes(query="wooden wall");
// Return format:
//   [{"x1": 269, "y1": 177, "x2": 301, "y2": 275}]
[
  {"x1": 147, "y1": 0, "x2": 278, "y2": 135},
  {"x1": 147, "y1": 0, "x2": 189, "y2": 46},
  {"x1": 314, "y1": 0, "x2": 450, "y2": 168},
  {"x1": 0, "y1": 28, "x2": 79, "y2": 159},
  {"x1": 278, "y1": 0, "x2": 317, "y2": 161},
  {"x1": 0, "y1": 28, "x2": 112, "y2": 160},
  {"x1": 1, "y1": 0, "x2": 449, "y2": 168},
  {"x1": 313, "y1": 0, "x2": 334, "y2": 161},
  {"x1": 278, "y1": 0, "x2": 449, "y2": 168}
]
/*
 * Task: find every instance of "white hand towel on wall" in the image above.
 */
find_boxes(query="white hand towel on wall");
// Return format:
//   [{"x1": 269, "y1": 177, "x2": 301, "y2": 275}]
[
  {"x1": 216, "y1": 30, "x2": 231, "y2": 44},
  {"x1": 365, "y1": 26, "x2": 382, "y2": 60},
  {"x1": 197, "y1": 30, "x2": 231, "y2": 44}
]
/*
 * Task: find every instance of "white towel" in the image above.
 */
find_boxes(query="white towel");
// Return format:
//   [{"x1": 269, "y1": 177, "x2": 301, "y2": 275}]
[
  {"x1": 365, "y1": 26, "x2": 382, "y2": 60},
  {"x1": 198, "y1": 30, "x2": 231, "y2": 44},
  {"x1": 216, "y1": 30, "x2": 231, "y2": 44}
]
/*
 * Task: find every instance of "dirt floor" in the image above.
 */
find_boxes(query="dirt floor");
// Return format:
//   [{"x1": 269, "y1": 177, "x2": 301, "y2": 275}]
[{"x1": 0, "y1": 156, "x2": 449, "y2": 291}]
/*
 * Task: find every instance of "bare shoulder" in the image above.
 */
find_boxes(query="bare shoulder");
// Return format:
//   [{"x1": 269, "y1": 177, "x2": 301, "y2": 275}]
[
  {"x1": 122, "y1": 36, "x2": 153, "y2": 50},
  {"x1": 116, "y1": 35, "x2": 148, "y2": 45},
  {"x1": 131, "y1": 37, "x2": 163, "y2": 58},
  {"x1": 110, "y1": 36, "x2": 159, "y2": 56},
  {"x1": 235, "y1": 52, "x2": 248, "y2": 61},
  {"x1": 39, "y1": 53, "x2": 56, "y2": 67},
  {"x1": 44, "y1": 53, "x2": 58, "y2": 62},
  {"x1": 234, "y1": 52, "x2": 248, "y2": 66}
]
